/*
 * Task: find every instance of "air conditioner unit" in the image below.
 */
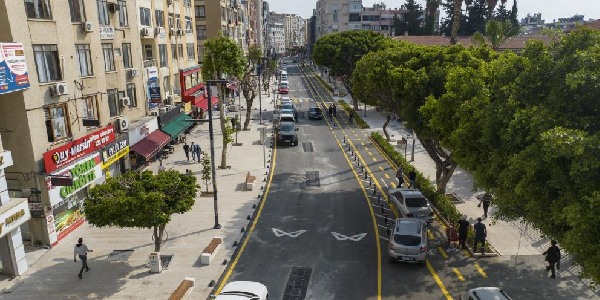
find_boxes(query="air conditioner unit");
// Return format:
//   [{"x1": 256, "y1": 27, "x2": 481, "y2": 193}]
[
  {"x1": 127, "y1": 68, "x2": 140, "y2": 78},
  {"x1": 141, "y1": 27, "x2": 150, "y2": 36},
  {"x1": 120, "y1": 96, "x2": 131, "y2": 106},
  {"x1": 108, "y1": 2, "x2": 120, "y2": 12},
  {"x1": 49, "y1": 82, "x2": 68, "y2": 96},
  {"x1": 169, "y1": 29, "x2": 177, "y2": 36},
  {"x1": 83, "y1": 21, "x2": 94, "y2": 33},
  {"x1": 117, "y1": 117, "x2": 130, "y2": 132},
  {"x1": 167, "y1": 0, "x2": 173, "y2": 5},
  {"x1": 155, "y1": 27, "x2": 165, "y2": 36}
]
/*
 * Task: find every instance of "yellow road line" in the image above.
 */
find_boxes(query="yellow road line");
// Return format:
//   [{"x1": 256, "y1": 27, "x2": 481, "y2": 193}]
[
  {"x1": 365, "y1": 147, "x2": 369, "y2": 151},
  {"x1": 372, "y1": 157, "x2": 377, "y2": 162},
  {"x1": 390, "y1": 182, "x2": 396, "y2": 188},
  {"x1": 362, "y1": 142, "x2": 366, "y2": 146},
  {"x1": 428, "y1": 230, "x2": 435, "y2": 240},
  {"x1": 426, "y1": 260, "x2": 454, "y2": 300},
  {"x1": 438, "y1": 247, "x2": 449, "y2": 259},
  {"x1": 379, "y1": 166, "x2": 384, "y2": 171},
  {"x1": 475, "y1": 263, "x2": 488, "y2": 278},
  {"x1": 383, "y1": 174, "x2": 390, "y2": 179},
  {"x1": 367, "y1": 151, "x2": 373, "y2": 156},
  {"x1": 452, "y1": 268, "x2": 466, "y2": 282}
]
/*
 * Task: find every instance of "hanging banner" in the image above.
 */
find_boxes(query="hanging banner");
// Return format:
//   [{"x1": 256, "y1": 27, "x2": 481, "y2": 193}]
[{"x1": 0, "y1": 43, "x2": 30, "y2": 94}]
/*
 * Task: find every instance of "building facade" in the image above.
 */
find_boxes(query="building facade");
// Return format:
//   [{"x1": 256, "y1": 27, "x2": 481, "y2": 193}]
[
  {"x1": 269, "y1": 12, "x2": 286, "y2": 54},
  {"x1": 195, "y1": 0, "x2": 247, "y2": 63},
  {"x1": 362, "y1": 6, "x2": 406, "y2": 36},
  {"x1": 284, "y1": 14, "x2": 307, "y2": 49},
  {"x1": 315, "y1": 0, "x2": 363, "y2": 40}
]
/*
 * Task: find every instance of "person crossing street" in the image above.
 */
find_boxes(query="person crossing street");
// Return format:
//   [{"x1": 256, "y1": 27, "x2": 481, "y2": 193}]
[{"x1": 74, "y1": 238, "x2": 93, "y2": 279}]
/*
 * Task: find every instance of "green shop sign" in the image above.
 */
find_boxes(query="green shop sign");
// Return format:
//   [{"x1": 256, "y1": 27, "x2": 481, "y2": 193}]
[{"x1": 59, "y1": 158, "x2": 97, "y2": 198}]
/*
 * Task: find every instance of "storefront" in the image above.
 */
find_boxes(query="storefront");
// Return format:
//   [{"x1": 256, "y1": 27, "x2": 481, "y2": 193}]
[
  {"x1": 101, "y1": 134, "x2": 130, "y2": 177},
  {"x1": 0, "y1": 150, "x2": 31, "y2": 276},
  {"x1": 42, "y1": 126, "x2": 115, "y2": 246},
  {"x1": 180, "y1": 65, "x2": 218, "y2": 118},
  {"x1": 158, "y1": 106, "x2": 193, "y2": 141},
  {"x1": 128, "y1": 117, "x2": 171, "y2": 168}
]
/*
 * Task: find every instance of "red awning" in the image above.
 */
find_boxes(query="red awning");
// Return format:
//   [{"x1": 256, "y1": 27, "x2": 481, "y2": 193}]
[
  {"x1": 130, "y1": 130, "x2": 171, "y2": 160},
  {"x1": 194, "y1": 95, "x2": 219, "y2": 111}
]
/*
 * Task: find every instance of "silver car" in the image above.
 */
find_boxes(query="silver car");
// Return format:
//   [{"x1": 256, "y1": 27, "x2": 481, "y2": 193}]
[
  {"x1": 388, "y1": 218, "x2": 428, "y2": 264},
  {"x1": 388, "y1": 188, "x2": 434, "y2": 223}
]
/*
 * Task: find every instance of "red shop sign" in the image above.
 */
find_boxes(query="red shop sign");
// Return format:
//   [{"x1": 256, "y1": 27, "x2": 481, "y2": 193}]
[{"x1": 43, "y1": 125, "x2": 115, "y2": 173}]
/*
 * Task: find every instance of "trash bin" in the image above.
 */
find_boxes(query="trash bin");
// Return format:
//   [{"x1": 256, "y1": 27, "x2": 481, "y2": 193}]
[{"x1": 149, "y1": 252, "x2": 162, "y2": 273}]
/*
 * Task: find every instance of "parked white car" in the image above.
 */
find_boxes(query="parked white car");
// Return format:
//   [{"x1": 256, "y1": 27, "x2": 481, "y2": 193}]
[
  {"x1": 461, "y1": 287, "x2": 512, "y2": 300},
  {"x1": 388, "y1": 188, "x2": 434, "y2": 223},
  {"x1": 214, "y1": 281, "x2": 269, "y2": 300},
  {"x1": 388, "y1": 218, "x2": 428, "y2": 264}
]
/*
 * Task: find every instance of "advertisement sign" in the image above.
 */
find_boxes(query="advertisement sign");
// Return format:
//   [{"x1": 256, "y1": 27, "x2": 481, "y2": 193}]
[
  {"x1": 0, "y1": 43, "x2": 30, "y2": 95},
  {"x1": 129, "y1": 117, "x2": 158, "y2": 145},
  {"x1": 102, "y1": 136, "x2": 130, "y2": 169},
  {"x1": 52, "y1": 196, "x2": 84, "y2": 242},
  {"x1": 46, "y1": 209, "x2": 58, "y2": 245},
  {"x1": 149, "y1": 86, "x2": 161, "y2": 102},
  {"x1": 99, "y1": 26, "x2": 115, "y2": 39},
  {"x1": 43, "y1": 125, "x2": 115, "y2": 173},
  {"x1": 45, "y1": 153, "x2": 104, "y2": 207},
  {"x1": 147, "y1": 66, "x2": 158, "y2": 80},
  {"x1": 0, "y1": 198, "x2": 31, "y2": 238}
]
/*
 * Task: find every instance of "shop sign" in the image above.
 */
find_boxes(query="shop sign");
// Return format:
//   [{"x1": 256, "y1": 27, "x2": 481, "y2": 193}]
[
  {"x1": 46, "y1": 153, "x2": 103, "y2": 207},
  {"x1": 46, "y1": 209, "x2": 58, "y2": 245},
  {"x1": 129, "y1": 117, "x2": 158, "y2": 145},
  {"x1": 0, "y1": 43, "x2": 30, "y2": 95},
  {"x1": 0, "y1": 198, "x2": 31, "y2": 238},
  {"x1": 0, "y1": 150, "x2": 13, "y2": 169},
  {"x1": 99, "y1": 26, "x2": 115, "y2": 39},
  {"x1": 43, "y1": 125, "x2": 115, "y2": 173},
  {"x1": 147, "y1": 66, "x2": 158, "y2": 80},
  {"x1": 149, "y1": 86, "x2": 161, "y2": 102},
  {"x1": 102, "y1": 137, "x2": 130, "y2": 169}
]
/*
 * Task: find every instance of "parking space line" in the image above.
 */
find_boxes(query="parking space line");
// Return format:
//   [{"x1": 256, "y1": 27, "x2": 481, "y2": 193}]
[
  {"x1": 437, "y1": 247, "x2": 449, "y2": 259},
  {"x1": 390, "y1": 182, "x2": 396, "y2": 188},
  {"x1": 367, "y1": 151, "x2": 373, "y2": 156},
  {"x1": 474, "y1": 263, "x2": 488, "y2": 278},
  {"x1": 426, "y1": 260, "x2": 453, "y2": 300},
  {"x1": 452, "y1": 268, "x2": 465, "y2": 282},
  {"x1": 361, "y1": 142, "x2": 365, "y2": 146},
  {"x1": 380, "y1": 178, "x2": 388, "y2": 188},
  {"x1": 378, "y1": 166, "x2": 384, "y2": 171},
  {"x1": 372, "y1": 157, "x2": 377, "y2": 161},
  {"x1": 383, "y1": 173, "x2": 390, "y2": 179},
  {"x1": 380, "y1": 236, "x2": 389, "y2": 242}
]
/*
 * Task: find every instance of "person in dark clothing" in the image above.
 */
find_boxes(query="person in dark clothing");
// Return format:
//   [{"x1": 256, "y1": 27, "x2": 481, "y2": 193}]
[
  {"x1": 190, "y1": 142, "x2": 197, "y2": 161},
  {"x1": 348, "y1": 111, "x2": 354, "y2": 123},
  {"x1": 74, "y1": 237, "x2": 93, "y2": 279},
  {"x1": 408, "y1": 170, "x2": 417, "y2": 188},
  {"x1": 194, "y1": 144, "x2": 201, "y2": 162},
  {"x1": 543, "y1": 240, "x2": 561, "y2": 279},
  {"x1": 458, "y1": 215, "x2": 470, "y2": 249},
  {"x1": 332, "y1": 103, "x2": 337, "y2": 117},
  {"x1": 478, "y1": 193, "x2": 493, "y2": 219},
  {"x1": 473, "y1": 218, "x2": 487, "y2": 255},
  {"x1": 396, "y1": 167, "x2": 404, "y2": 187},
  {"x1": 328, "y1": 105, "x2": 333, "y2": 119},
  {"x1": 183, "y1": 142, "x2": 190, "y2": 161}
]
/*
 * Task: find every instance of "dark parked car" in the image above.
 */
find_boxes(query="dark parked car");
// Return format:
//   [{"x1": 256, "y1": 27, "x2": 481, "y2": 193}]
[
  {"x1": 308, "y1": 106, "x2": 323, "y2": 120},
  {"x1": 277, "y1": 121, "x2": 298, "y2": 146}
]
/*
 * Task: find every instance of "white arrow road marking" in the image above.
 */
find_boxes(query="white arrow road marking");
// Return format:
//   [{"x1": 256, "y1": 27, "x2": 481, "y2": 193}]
[
  {"x1": 331, "y1": 232, "x2": 368, "y2": 241},
  {"x1": 272, "y1": 228, "x2": 307, "y2": 238}
]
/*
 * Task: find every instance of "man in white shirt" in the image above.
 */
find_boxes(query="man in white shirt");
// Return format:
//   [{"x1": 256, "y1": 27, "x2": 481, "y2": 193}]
[{"x1": 74, "y1": 237, "x2": 93, "y2": 279}]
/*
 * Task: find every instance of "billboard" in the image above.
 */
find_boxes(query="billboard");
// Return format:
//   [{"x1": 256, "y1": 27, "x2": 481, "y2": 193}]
[{"x1": 0, "y1": 43, "x2": 30, "y2": 94}]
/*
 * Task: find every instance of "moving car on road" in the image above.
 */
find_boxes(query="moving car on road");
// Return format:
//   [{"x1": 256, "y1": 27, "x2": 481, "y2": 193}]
[
  {"x1": 388, "y1": 188, "x2": 434, "y2": 223},
  {"x1": 388, "y1": 218, "x2": 428, "y2": 264},
  {"x1": 214, "y1": 281, "x2": 269, "y2": 299},
  {"x1": 276, "y1": 121, "x2": 298, "y2": 146},
  {"x1": 308, "y1": 106, "x2": 323, "y2": 120}
]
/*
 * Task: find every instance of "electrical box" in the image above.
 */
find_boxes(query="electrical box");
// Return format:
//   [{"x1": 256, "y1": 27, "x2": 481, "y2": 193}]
[{"x1": 148, "y1": 252, "x2": 162, "y2": 273}]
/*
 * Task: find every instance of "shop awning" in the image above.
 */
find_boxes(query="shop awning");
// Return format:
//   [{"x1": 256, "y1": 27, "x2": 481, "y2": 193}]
[
  {"x1": 130, "y1": 130, "x2": 171, "y2": 160},
  {"x1": 161, "y1": 114, "x2": 193, "y2": 139},
  {"x1": 194, "y1": 95, "x2": 219, "y2": 111}
]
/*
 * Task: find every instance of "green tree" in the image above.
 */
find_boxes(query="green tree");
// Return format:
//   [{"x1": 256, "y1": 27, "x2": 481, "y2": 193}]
[
  {"x1": 312, "y1": 30, "x2": 389, "y2": 110},
  {"x1": 240, "y1": 45, "x2": 262, "y2": 130},
  {"x1": 449, "y1": 0, "x2": 464, "y2": 44},
  {"x1": 85, "y1": 170, "x2": 198, "y2": 251},
  {"x1": 425, "y1": 0, "x2": 441, "y2": 35},
  {"x1": 200, "y1": 151, "x2": 212, "y2": 193},
  {"x1": 393, "y1": 0, "x2": 424, "y2": 36},
  {"x1": 202, "y1": 36, "x2": 245, "y2": 169},
  {"x1": 463, "y1": 0, "x2": 489, "y2": 35},
  {"x1": 472, "y1": 19, "x2": 520, "y2": 50}
]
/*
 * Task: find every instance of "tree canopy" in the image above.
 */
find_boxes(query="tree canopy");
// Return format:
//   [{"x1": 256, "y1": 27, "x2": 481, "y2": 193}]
[
  {"x1": 393, "y1": 0, "x2": 424, "y2": 36},
  {"x1": 86, "y1": 170, "x2": 198, "y2": 251}
]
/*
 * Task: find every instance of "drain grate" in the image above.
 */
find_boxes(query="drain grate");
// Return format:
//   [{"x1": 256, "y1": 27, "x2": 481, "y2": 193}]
[
  {"x1": 305, "y1": 171, "x2": 320, "y2": 187},
  {"x1": 302, "y1": 142, "x2": 314, "y2": 152},
  {"x1": 283, "y1": 267, "x2": 312, "y2": 300},
  {"x1": 160, "y1": 254, "x2": 174, "y2": 269},
  {"x1": 106, "y1": 249, "x2": 134, "y2": 262}
]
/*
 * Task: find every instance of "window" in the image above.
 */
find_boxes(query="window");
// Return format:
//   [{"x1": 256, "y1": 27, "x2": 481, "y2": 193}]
[
  {"x1": 107, "y1": 89, "x2": 120, "y2": 117},
  {"x1": 178, "y1": 45, "x2": 183, "y2": 59},
  {"x1": 163, "y1": 76, "x2": 170, "y2": 95},
  {"x1": 102, "y1": 43, "x2": 115, "y2": 72},
  {"x1": 68, "y1": 0, "x2": 84, "y2": 22},
  {"x1": 82, "y1": 95, "x2": 99, "y2": 120},
  {"x1": 118, "y1": 0, "x2": 128, "y2": 27},
  {"x1": 97, "y1": 0, "x2": 109, "y2": 25},
  {"x1": 194, "y1": 5, "x2": 205, "y2": 18},
  {"x1": 171, "y1": 44, "x2": 177, "y2": 59},
  {"x1": 168, "y1": 14, "x2": 174, "y2": 29},
  {"x1": 185, "y1": 16, "x2": 192, "y2": 32},
  {"x1": 75, "y1": 44, "x2": 93, "y2": 77},
  {"x1": 196, "y1": 25, "x2": 206, "y2": 39},
  {"x1": 158, "y1": 44, "x2": 167, "y2": 67},
  {"x1": 25, "y1": 0, "x2": 52, "y2": 19},
  {"x1": 45, "y1": 104, "x2": 71, "y2": 142},
  {"x1": 122, "y1": 43, "x2": 132, "y2": 68},
  {"x1": 183, "y1": 0, "x2": 191, "y2": 7},
  {"x1": 33, "y1": 45, "x2": 61, "y2": 83},
  {"x1": 144, "y1": 44, "x2": 153, "y2": 59},
  {"x1": 155, "y1": 10, "x2": 164, "y2": 27},
  {"x1": 186, "y1": 43, "x2": 194, "y2": 60},
  {"x1": 126, "y1": 83, "x2": 137, "y2": 107},
  {"x1": 175, "y1": 14, "x2": 181, "y2": 29},
  {"x1": 139, "y1": 7, "x2": 151, "y2": 26}
]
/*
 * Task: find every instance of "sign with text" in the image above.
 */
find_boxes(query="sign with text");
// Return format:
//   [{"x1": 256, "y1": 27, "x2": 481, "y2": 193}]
[
  {"x1": 0, "y1": 43, "x2": 30, "y2": 94},
  {"x1": 45, "y1": 153, "x2": 103, "y2": 207},
  {"x1": 0, "y1": 198, "x2": 31, "y2": 238},
  {"x1": 102, "y1": 136, "x2": 130, "y2": 169},
  {"x1": 99, "y1": 26, "x2": 115, "y2": 39},
  {"x1": 43, "y1": 125, "x2": 115, "y2": 173}
]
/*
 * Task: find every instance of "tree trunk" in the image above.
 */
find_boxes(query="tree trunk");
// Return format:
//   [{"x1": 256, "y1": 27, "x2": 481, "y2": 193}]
[
  {"x1": 219, "y1": 86, "x2": 228, "y2": 169},
  {"x1": 418, "y1": 136, "x2": 457, "y2": 193},
  {"x1": 341, "y1": 78, "x2": 358, "y2": 110},
  {"x1": 153, "y1": 223, "x2": 166, "y2": 252},
  {"x1": 382, "y1": 114, "x2": 391, "y2": 141},
  {"x1": 450, "y1": 0, "x2": 464, "y2": 45}
]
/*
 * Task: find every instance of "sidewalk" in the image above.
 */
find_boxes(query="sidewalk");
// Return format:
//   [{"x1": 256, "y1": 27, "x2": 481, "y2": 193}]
[{"x1": 0, "y1": 83, "x2": 279, "y2": 299}]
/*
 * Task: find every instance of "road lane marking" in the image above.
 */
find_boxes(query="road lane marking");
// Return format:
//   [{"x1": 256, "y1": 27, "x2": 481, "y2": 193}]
[
  {"x1": 452, "y1": 268, "x2": 466, "y2": 282},
  {"x1": 390, "y1": 182, "x2": 396, "y2": 188},
  {"x1": 475, "y1": 263, "x2": 488, "y2": 278},
  {"x1": 378, "y1": 166, "x2": 384, "y2": 171},
  {"x1": 437, "y1": 247, "x2": 449, "y2": 259},
  {"x1": 426, "y1": 260, "x2": 454, "y2": 300},
  {"x1": 331, "y1": 232, "x2": 368, "y2": 241},
  {"x1": 379, "y1": 236, "x2": 389, "y2": 242},
  {"x1": 272, "y1": 228, "x2": 307, "y2": 238},
  {"x1": 381, "y1": 179, "x2": 388, "y2": 188},
  {"x1": 383, "y1": 173, "x2": 390, "y2": 179},
  {"x1": 368, "y1": 151, "x2": 373, "y2": 156},
  {"x1": 372, "y1": 157, "x2": 377, "y2": 161}
]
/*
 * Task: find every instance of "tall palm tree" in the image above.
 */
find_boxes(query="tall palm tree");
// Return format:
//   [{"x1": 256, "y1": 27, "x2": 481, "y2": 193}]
[
  {"x1": 450, "y1": 0, "x2": 464, "y2": 44},
  {"x1": 472, "y1": 19, "x2": 520, "y2": 50}
]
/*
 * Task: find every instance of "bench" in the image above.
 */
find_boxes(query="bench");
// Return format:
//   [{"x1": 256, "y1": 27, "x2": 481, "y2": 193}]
[
  {"x1": 200, "y1": 237, "x2": 223, "y2": 265},
  {"x1": 245, "y1": 171, "x2": 256, "y2": 191},
  {"x1": 168, "y1": 277, "x2": 195, "y2": 300}
]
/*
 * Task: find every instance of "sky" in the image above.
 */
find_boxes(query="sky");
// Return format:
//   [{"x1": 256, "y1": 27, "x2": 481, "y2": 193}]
[{"x1": 267, "y1": 0, "x2": 600, "y2": 22}]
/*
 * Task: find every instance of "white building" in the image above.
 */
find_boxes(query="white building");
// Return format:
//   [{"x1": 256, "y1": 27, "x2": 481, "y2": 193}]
[{"x1": 315, "y1": 0, "x2": 362, "y2": 40}]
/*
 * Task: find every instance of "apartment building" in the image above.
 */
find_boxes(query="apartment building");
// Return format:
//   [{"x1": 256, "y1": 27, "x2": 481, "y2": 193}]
[
  {"x1": 269, "y1": 12, "x2": 286, "y2": 54},
  {"x1": 262, "y1": 1, "x2": 272, "y2": 56},
  {"x1": 284, "y1": 14, "x2": 307, "y2": 48},
  {"x1": 362, "y1": 6, "x2": 406, "y2": 36},
  {"x1": 315, "y1": 0, "x2": 362, "y2": 40},
  {"x1": 195, "y1": 0, "x2": 248, "y2": 62}
]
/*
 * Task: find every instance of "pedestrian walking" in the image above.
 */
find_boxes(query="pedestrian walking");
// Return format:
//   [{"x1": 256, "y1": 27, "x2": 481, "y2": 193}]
[
  {"x1": 478, "y1": 193, "x2": 492, "y2": 219},
  {"x1": 190, "y1": 142, "x2": 197, "y2": 161},
  {"x1": 348, "y1": 111, "x2": 354, "y2": 123},
  {"x1": 194, "y1": 143, "x2": 201, "y2": 162},
  {"x1": 543, "y1": 240, "x2": 561, "y2": 279},
  {"x1": 332, "y1": 103, "x2": 337, "y2": 117},
  {"x1": 183, "y1": 142, "x2": 190, "y2": 161},
  {"x1": 74, "y1": 237, "x2": 93, "y2": 279},
  {"x1": 458, "y1": 215, "x2": 470, "y2": 249},
  {"x1": 328, "y1": 105, "x2": 333, "y2": 119},
  {"x1": 157, "y1": 159, "x2": 166, "y2": 173},
  {"x1": 473, "y1": 217, "x2": 487, "y2": 255},
  {"x1": 396, "y1": 167, "x2": 404, "y2": 187},
  {"x1": 408, "y1": 169, "x2": 417, "y2": 189}
]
